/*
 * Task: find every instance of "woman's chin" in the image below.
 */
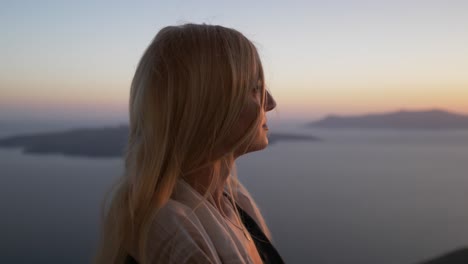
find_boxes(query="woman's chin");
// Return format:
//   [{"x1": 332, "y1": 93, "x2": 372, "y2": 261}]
[
  {"x1": 234, "y1": 132, "x2": 269, "y2": 157},
  {"x1": 247, "y1": 135, "x2": 269, "y2": 153}
]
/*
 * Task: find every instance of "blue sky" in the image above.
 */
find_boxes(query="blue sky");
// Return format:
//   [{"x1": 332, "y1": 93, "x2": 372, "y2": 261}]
[{"x1": 1, "y1": 0, "x2": 468, "y2": 123}]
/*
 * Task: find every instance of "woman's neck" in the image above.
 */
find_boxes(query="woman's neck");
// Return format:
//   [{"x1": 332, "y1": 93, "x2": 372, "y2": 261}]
[{"x1": 182, "y1": 159, "x2": 234, "y2": 212}]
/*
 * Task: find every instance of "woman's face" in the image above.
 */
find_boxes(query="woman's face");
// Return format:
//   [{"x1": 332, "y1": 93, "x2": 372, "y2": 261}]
[{"x1": 233, "y1": 81, "x2": 277, "y2": 157}]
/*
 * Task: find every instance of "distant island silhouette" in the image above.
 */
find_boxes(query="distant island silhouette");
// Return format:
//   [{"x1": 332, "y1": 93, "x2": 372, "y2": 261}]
[
  {"x1": 307, "y1": 109, "x2": 468, "y2": 130},
  {"x1": 0, "y1": 125, "x2": 319, "y2": 158}
]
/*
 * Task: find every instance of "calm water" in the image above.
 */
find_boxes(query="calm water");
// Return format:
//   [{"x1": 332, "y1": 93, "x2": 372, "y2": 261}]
[{"x1": 1, "y1": 127, "x2": 467, "y2": 264}]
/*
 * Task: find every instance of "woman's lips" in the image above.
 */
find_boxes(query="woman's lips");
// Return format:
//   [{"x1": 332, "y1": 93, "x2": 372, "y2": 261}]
[{"x1": 262, "y1": 124, "x2": 268, "y2": 129}]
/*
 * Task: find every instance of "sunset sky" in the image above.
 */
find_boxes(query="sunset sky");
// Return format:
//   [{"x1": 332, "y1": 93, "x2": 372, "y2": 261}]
[{"x1": 1, "y1": 0, "x2": 468, "y2": 123}]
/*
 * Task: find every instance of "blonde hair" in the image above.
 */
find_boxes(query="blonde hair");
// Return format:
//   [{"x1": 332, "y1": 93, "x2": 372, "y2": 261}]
[{"x1": 94, "y1": 23, "x2": 270, "y2": 264}]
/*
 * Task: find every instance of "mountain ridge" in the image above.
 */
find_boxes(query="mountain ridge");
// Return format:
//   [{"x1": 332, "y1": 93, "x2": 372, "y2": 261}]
[{"x1": 307, "y1": 109, "x2": 468, "y2": 129}]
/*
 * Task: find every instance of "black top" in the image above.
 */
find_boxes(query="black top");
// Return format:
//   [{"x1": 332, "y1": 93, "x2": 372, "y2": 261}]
[
  {"x1": 125, "y1": 194, "x2": 285, "y2": 264},
  {"x1": 224, "y1": 192, "x2": 285, "y2": 264}
]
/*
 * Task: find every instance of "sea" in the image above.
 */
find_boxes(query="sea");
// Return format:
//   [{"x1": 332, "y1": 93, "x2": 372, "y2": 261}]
[{"x1": 1, "y1": 122, "x2": 467, "y2": 264}]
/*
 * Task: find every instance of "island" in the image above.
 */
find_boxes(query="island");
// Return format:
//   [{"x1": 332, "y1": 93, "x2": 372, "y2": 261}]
[
  {"x1": 0, "y1": 125, "x2": 319, "y2": 158},
  {"x1": 307, "y1": 109, "x2": 468, "y2": 130}
]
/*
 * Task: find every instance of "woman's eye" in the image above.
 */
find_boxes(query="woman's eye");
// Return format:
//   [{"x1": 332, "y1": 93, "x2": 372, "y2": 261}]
[
  {"x1": 252, "y1": 79, "x2": 263, "y2": 94},
  {"x1": 253, "y1": 85, "x2": 261, "y2": 93}
]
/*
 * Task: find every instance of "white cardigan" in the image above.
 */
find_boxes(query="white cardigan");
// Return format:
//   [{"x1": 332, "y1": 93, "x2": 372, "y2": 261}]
[{"x1": 144, "y1": 178, "x2": 272, "y2": 264}]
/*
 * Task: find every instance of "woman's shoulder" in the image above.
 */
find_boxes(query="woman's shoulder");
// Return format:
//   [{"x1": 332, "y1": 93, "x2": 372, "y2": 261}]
[
  {"x1": 146, "y1": 199, "x2": 220, "y2": 263},
  {"x1": 152, "y1": 199, "x2": 203, "y2": 235}
]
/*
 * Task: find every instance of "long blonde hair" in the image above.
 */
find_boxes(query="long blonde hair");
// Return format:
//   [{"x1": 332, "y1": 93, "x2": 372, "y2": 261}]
[{"x1": 94, "y1": 23, "x2": 270, "y2": 264}]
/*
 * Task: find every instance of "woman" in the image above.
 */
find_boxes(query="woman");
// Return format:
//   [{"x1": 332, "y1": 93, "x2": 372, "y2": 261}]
[{"x1": 95, "y1": 23, "x2": 284, "y2": 264}]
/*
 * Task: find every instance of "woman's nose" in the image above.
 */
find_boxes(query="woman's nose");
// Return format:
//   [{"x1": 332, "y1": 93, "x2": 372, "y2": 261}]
[{"x1": 265, "y1": 91, "x2": 276, "y2": 112}]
